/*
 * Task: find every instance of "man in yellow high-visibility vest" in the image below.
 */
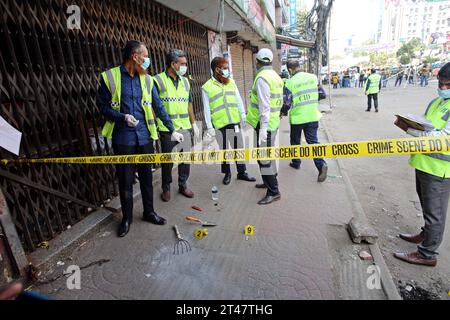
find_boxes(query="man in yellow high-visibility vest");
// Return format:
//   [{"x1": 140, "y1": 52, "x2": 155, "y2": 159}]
[
  {"x1": 281, "y1": 59, "x2": 328, "y2": 182},
  {"x1": 394, "y1": 62, "x2": 450, "y2": 267},
  {"x1": 98, "y1": 41, "x2": 184, "y2": 237},
  {"x1": 365, "y1": 68, "x2": 382, "y2": 112},
  {"x1": 154, "y1": 49, "x2": 200, "y2": 202},
  {"x1": 202, "y1": 56, "x2": 255, "y2": 185},
  {"x1": 247, "y1": 48, "x2": 284, "y2": 205}
]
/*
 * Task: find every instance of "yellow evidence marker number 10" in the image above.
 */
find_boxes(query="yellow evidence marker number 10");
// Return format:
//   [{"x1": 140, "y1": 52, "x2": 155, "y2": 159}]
[
  {"x1": 195, "y1": 228, "x2": 208, "y2": 240},
  {"x1": 244, "y1": 225, "x2": 255, "y2": 236}
]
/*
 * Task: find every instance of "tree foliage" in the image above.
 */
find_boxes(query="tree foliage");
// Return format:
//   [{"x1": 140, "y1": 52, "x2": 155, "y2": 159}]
[
  {"x1": 353, "y1": 51, "x2": 369, "y2": 58},
  {"x1": 369, "y1": 52, "x2": 389, "y2": 66},
  {"x1": 296, "y1": 9, "x2": 309, "y2": 37},
  {"x1": 396, "y1": 37, "x2": 425, "y2": 65},
  {"x1": 369, "y1": 51, "x2": 396, "y2": 67}
]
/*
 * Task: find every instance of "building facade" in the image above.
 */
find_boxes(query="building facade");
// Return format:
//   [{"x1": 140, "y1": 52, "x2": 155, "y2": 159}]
[{"x1": 381, "y1": 0, "x2": 450, "y2": 47}]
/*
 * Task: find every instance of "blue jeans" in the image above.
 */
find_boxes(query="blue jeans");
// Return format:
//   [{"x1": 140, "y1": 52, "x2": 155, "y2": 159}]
[
  {"x1": 290, "y1": 121, "x2": 326, "y2": 170},
  {"x1": 420, "y1": 75, "x2": 428, "y2": 87}
]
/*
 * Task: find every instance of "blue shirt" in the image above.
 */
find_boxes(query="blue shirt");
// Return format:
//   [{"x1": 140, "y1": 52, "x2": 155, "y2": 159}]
[{"x1": 97, "y1": 65, "x2": 175, "y2": 146}]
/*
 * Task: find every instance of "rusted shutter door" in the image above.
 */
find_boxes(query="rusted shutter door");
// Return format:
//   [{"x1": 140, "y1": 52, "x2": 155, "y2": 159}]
[{"x1": 0, "y1": 0, "x2": 210, "y2": 252}]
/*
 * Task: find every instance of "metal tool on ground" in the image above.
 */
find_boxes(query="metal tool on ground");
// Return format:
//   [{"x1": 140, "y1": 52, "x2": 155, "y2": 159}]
[
  {"x1": 186, "y1": 216, "x2": 217, "y2": 227},
  {"x1": 173, "y1": 225, "x2": 191, "y2": 255}
]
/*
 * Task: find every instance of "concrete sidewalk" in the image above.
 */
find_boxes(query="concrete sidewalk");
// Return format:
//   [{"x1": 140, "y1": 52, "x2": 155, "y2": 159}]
[{"x1": 33, "y1": 118, "x2": 390, "y2": 300}]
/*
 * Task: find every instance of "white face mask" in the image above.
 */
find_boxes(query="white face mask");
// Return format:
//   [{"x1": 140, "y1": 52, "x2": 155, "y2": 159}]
[{"x1": 176, "y1": 65, "x2": 188, "y2": 76}]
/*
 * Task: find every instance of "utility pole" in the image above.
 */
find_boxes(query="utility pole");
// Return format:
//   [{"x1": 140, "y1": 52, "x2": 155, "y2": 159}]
[{"x1": 305, "y1": 0, "x2": 334, "y2": 77}]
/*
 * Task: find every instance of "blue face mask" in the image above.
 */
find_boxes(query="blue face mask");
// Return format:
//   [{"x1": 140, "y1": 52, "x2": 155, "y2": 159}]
[
  {"x1": 221, "y1": 69, "x2": 230, "y2": 78},
  {"x1": 141, "y1": 57, "x2": 151, "y2": 71},
  {"x1": 438, "y1": 89, "x2": 450, "y2": 100}
]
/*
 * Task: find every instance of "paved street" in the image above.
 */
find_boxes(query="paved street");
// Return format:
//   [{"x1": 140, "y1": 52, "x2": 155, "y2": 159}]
[
  {"x1": 33, "y1": 117, "x2": 387, "y2": 300},
  {"x1": 322, "y1": 81, "x2": 450, "y2": 300}
]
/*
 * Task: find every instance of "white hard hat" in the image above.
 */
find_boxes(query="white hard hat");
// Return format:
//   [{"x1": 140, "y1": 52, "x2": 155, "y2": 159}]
[{"x1": 256, "y1": 48, "x2": 273, "y2": 63}]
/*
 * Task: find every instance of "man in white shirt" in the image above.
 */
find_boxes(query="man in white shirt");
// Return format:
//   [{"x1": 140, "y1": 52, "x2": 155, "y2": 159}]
[
  {"x1": 202, "y1": 57, "x2": 256, "y2": 185},
  {"x1": 246, "y1": 48, "x2": 284, "y2": 205}
]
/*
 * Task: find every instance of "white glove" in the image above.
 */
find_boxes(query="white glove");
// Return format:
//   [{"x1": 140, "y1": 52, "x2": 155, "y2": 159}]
[
  {"x1": 206, "y1": 128, "x2": 216, "y2": 138},
  {"x1": 124, "y1": 114, "x2": 139, "y2": 127},
  {"x1": 171, "y1": 131, "x2": 184, "y2": 143},
  {"x1": 259, "y1": 128, "x2": 268, "y2": 145},
  {"x1": 192, "y1": 123, "x2": 200, "y2": 139},
  {"x1": 240, "y1": 114, "x2": 247, "y2": 129}
]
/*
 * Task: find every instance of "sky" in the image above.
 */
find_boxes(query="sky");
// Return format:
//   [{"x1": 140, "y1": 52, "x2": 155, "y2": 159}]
[
  {"x1": 298, "y1": 0, "x2": 383, "y2": 54},
  {"x1": 327, "y1": 0, "x2": 383, "y2": 55}
]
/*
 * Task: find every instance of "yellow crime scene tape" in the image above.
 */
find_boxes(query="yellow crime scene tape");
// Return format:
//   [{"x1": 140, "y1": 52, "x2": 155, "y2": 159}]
[{"x1": 1, "y1": 136, "x2": 450, "y2": 165}]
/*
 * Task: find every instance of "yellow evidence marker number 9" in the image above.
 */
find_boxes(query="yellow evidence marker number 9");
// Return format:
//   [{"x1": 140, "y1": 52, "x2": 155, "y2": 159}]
[{"x1": 244, "y1": 225, "x2": 255, "y2": 236}]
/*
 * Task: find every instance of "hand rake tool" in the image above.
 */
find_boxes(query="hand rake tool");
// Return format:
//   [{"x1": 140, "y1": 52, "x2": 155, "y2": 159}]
[{"x1": 173, "y1": 225, "x2": 191, "y2": 255}]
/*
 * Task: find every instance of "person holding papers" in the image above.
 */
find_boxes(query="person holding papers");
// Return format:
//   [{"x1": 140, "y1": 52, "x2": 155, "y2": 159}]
[{"x1": 394, "y1": 62, "x2": 450, "y2": 267}]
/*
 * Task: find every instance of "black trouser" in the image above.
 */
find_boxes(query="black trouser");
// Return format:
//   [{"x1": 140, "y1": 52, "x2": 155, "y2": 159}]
[
  {"x1": 359, "y1": 80, "x2": 364, "y2": 88},
  {"x1": 160, "y1": 130, "x2": 191, "y2": 192},
  {"x1": 367, "y1": 93, "x2": 378, "y2": 110},
  {"x1": 113, "y1": 143, "x2": 155, "y2": 222},
  {"x1": 216, "y1": 123, "x2": 247, "y2": 175},
  {"x1": 290, "y1": 122, "x2": 326, "y2": 170},
  {"x1": 395, "y1": 77, "x2": 402, "y2": 87},
  {"x1": 255, "y1": 125, "x2": 279, "y2": 196}
]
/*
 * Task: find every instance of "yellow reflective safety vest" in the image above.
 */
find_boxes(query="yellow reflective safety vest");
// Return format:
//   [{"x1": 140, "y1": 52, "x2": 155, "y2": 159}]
[
  {"x1": 247, "y1": 67, "x2": 284, "y2": 131},
  {"x1": 285, "y1": 72, "x2": 321, "y2": 125},
  {"x1": 409, "y1": 98, "x2": 450, "y2": 178},
  {"x1": 202, "y1": 78, "x2": 241, "y2": 129},
  {"x1": 366, "y1": 73, "x2": 382, "y2": 94},
  {"x1": 100, "y1": 66, "x2": 158, "y2": 140},
  {"x1": 153, "y1": 71, "x2": 191, "y2": 132}
]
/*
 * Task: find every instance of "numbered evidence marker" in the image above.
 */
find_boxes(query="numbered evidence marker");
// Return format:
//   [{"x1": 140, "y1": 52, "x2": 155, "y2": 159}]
[
  {"x1": 194, "y1": 228, "x2": 208, "y2": 240},
  {"x1": 244, "y1": 225, "x2": 255, "y2": 240}
]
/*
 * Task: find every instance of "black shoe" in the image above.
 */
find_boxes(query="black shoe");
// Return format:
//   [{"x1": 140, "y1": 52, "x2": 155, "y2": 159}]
[
  {"x1": 289, "y1": 162, "x2": 300, "y2": 170},
  {"x1": 375, "y1": 109, "x2": 379, "y2": 113},
  {"x1": 365, "y1": 109, "x2": 371, "y2": 112},
  {"x1": 143, "y1": 212, "x2": 167, "y2": 225},
  {"x1": 318, "y1": 164, "x2": 328, "y2": 183},
  {"x1": 223, "y1": 173, "x2": 232, "y2": 185},
  {"x1": 257, "y1": 194, "x2": 281, "y2": 205},
  {"x1": 255, "y1": 183, "x2": 267, "y2": 189},
  {"x1": 237, "y1": 172, "x2": 256, "y2": 182},
  {"x1": 118, "y1": 220, "x2": 130, "y2": 237}
]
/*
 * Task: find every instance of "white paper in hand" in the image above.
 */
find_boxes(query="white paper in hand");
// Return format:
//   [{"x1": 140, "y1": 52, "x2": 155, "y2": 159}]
[
  {"x1": 405, "y1": 113, "x2": 434, "y2": 130},
  {"x1": 0, "y1": 115, "x2": 22, "y2": 155}
]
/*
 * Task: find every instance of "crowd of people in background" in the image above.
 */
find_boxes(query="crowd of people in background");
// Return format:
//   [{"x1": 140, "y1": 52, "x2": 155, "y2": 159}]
[{"x1": 329, "y1": 62, "x2": 436, "y2": 89}]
